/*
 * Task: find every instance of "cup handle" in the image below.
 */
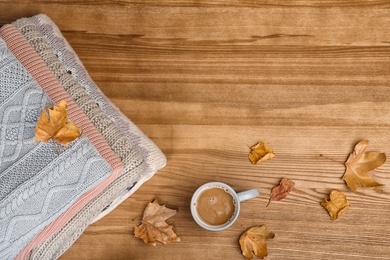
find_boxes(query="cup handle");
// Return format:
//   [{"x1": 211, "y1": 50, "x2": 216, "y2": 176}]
[{"x1": 237, "y1": 189, "x2": 260, "y2": 202}]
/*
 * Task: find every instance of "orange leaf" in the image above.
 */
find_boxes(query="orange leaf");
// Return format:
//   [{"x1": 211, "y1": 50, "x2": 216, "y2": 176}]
[
  {"x1": 321, "y1": 190, "x2": 350, "y2": 220},
  {"x1": 239, "y1": 226, "x2": 275, "y2": 260},
  {"x1": 248, "y1": 142, "x2": 275, "y2": 164},
  {"x1": 34, "y1": 100, "x2": 81, "y2": 147},
  {"x1": 342, "y1": 140, "x2": 386, "y2": 192},
  {"x1": 54, "y1": 121, "x2": 81, "y2": 147},
  {"x1": 134, "y1": 200, "x2": 180, "y2": 246},
  {"x1": 267, "y1": 178, "x2": 295, "y2": 207}
]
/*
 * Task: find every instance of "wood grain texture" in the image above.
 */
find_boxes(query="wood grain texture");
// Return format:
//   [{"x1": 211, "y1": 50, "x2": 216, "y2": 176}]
[{"x1": 1, "y1": 1, "x2": 390, "y2": 259}]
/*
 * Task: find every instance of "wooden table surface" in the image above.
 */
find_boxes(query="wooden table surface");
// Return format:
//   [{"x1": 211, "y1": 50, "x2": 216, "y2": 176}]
[{"x1": 1, "y1": 1, "x2": 390, "y2": 259}]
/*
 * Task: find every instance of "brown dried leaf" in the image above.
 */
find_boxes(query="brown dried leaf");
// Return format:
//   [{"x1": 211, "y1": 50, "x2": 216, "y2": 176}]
[
  {"x1": 134, "y1": 200, "x2": 180, "y2": 246},
  {"x1": 321, "y1": 190, "x2": 350, "y2": 220},
  {"x1": 267, "y1": 178, "x2": 295, "y2": 207},
  {"x1": 248, "y1": 142, "x2": 275, "y2": 164},
  {"x1": 342, "y1": 140, "x2": 386, "y2": 192},
  {"x1": 239, "y1": 225, "x2": 275, "y2": 260},
  {"x1": 34, "y1": 100, "x2": 81, "y2": 147}
]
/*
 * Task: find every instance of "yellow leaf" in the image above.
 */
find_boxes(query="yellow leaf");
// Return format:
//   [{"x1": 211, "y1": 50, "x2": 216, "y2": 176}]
[
  {"x1": 248, "y1": 142, "x2": 275, "y2": 164},
  {"x1": 321, "y1": 190, "x2": 350, "y2": 220},
  {"x1": 134, "y1": 200, "x2": 181, "y2": 246},
  {"x1": 342, "y1": 140, "x2": 386, "y2": 192},
  {"x1": 239, "y1": 226, "x2": 275, "y2": 260},
  {"x1": 34, "y1": 100, "x2": 81, "y2": 147}
]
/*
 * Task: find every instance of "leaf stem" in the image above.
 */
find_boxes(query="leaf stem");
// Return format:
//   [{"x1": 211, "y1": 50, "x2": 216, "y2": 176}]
[
  {"x1": 319, "y1": 154, "x2": 344, "y2": 165},
  {"x1": 53, "y1": 141, "x2": 60, "y2": 156}
]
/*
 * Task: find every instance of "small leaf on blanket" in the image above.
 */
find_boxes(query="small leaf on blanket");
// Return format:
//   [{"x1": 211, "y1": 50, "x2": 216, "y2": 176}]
[{"x1": 34, "y1": 100, "x2": 81, "y2": 147}]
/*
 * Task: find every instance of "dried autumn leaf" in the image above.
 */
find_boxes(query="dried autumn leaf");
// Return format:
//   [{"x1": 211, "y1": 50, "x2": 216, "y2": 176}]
[
  {"x1": 248, "y1": 142, "x2": 275, "y2": 164},
  {"x1": 134, "y1": 200, "x2": 180, "y2": 246},
  {"x1": 267, "y1": 178, "x2": 295, "y2": 207},
  {"x1": 321, "y1": 190, "x2": 350, "y2": 220},
  {"x1": 34, "y1": 100, "x2": 81, "y2": 147},
  {"x1": 239, "y1": 225, "x2": 275, "y2": 260},
  {"x1": 342, "y1": 140, "x2": 386, "y2": 192}
]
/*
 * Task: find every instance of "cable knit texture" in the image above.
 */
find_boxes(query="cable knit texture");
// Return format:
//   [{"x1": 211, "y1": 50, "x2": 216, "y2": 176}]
[
  {"x1": 0, "y1": 25, "x2": 125, "y2": 260},
  {"x1": 9, "y1": 15, "x2": 167, "y2": 260},
  {"x1": 0, "y1": 37, "x2": 113, "y2": 260}
]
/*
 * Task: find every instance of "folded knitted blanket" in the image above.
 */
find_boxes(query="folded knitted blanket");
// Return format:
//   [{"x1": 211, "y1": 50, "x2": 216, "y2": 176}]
[
  {"x1": 0, "y1": 25, "x2": 125, "y2": 260},
  {"x1": 12, "y1": 18, "x2": 148, "y2": 221},
  {"x1": 29, "y1": 14, "x2": 167, "y2": 220},
  {"x1": 0, "y1": 36, "x2": 117, "y2": 259},
  {"x1": 12, "y1": 15, "x2": 167, "y2": 259}
]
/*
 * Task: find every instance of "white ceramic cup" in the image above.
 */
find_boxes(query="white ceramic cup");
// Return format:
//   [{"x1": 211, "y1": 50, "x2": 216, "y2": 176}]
[{"x1": 190, "y1": 182, "x2": 260, "y2": 231}]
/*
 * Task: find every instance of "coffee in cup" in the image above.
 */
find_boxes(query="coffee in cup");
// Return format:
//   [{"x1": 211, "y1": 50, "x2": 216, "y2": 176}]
[
  {"x1": 191, "y1": 182, "x2": 259, "y2": 231},
  {"x1": 196, "y1": 186, "x2": 235, "y2": 225}
]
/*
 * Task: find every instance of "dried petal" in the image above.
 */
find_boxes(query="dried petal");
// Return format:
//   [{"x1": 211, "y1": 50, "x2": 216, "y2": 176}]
[
  {"x1": 134, "y1": 200, "x2": 180, "y2": 246},
  {"x1": 248, "y1": 142, "x2": 275, "y2": 164},
  {"x1": 239, "y1": 225, "x2": 275, "y2": 259},
  {"x1": 267, "y1": 178, "x2": 295, "y2": 207},
  {"x1": 342, "y1": 140, "x2": 386, "y2": 192},
  {"x1": 321, "y1": 190, "x2": 350, "y2": 220}
]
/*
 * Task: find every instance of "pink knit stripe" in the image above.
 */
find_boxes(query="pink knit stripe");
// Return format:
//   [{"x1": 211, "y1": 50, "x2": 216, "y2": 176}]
[{"x1": 0, "y1": 24, "x2": 124, "y2": 260}]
